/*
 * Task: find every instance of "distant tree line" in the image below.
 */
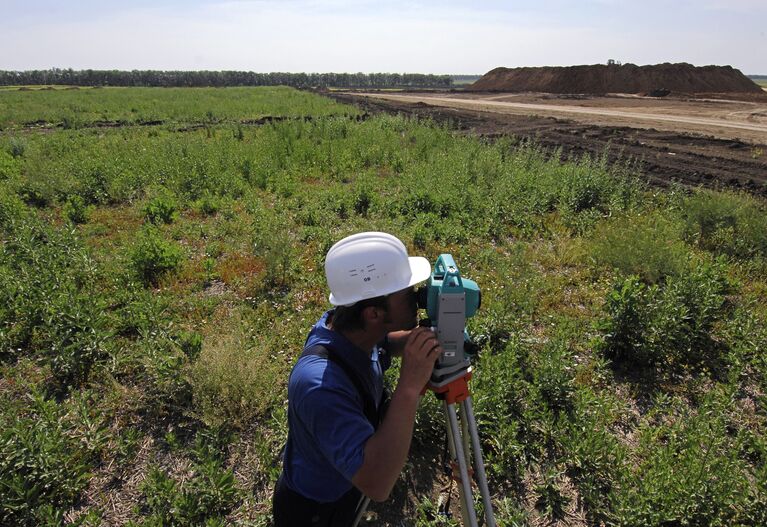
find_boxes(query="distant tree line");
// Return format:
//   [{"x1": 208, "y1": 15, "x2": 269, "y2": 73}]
[
  {"x1": 451, "y1": 75, "x2": 482, "y2": 81},
  {"x1": 0, "y1": 69, "x2": 453, "y2": 88}
]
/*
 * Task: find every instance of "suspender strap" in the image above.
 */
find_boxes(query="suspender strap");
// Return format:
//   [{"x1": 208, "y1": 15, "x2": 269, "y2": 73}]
[{"x1": 300, "y1": 344, "x2": 380, "y2": 427}]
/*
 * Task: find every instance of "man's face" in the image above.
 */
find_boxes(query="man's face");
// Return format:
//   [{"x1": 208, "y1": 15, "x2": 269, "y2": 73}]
[{"x1": 383, "y1": 286, "x2": 419, "y2": 331}]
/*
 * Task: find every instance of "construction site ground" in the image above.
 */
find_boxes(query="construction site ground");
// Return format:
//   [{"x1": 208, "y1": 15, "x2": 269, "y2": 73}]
[{"x1": 330, "y1": 91, "x2": 767, "y2": 195}]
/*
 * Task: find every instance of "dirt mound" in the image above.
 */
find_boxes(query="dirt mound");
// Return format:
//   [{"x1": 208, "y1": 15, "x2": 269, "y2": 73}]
[{"x1": 469, "y1": 63, "x2": 762, "y2": 94}]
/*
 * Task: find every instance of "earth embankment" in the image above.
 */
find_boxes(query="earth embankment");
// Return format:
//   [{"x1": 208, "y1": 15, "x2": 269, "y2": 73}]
[{"x1": 469, "y1": 63, "x2": 762, "y2": 94}]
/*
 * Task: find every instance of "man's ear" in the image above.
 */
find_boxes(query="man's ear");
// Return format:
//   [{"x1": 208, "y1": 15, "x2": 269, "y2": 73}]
[{"x1": 361, "y1": 305, "x2": 384, "y2": 327}]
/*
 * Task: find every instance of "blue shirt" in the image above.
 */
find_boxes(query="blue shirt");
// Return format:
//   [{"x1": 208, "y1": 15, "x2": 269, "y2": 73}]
[{"x1": 282, "y1": 311, "x2": 391, "y2": 502}]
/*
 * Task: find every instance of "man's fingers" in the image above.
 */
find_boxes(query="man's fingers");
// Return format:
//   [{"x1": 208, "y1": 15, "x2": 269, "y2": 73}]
[
  {"x1": 409, "y1": 328, "x2": 434, "y2": 347},
  {"x1": 404, "y1": 327, "x2": 442, "y2": 360},
  {"x1": 417, "y1": 334, "x2": 438, "y2": 353},
  {"x1": 419, "y1": 337, "x2": 441, "y2": 359}
]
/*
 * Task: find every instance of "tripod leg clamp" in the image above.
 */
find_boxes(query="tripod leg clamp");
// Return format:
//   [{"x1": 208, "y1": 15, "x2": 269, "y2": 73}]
[{"x1": 428, "y1": 372, "x2": 472, "y2": 405}]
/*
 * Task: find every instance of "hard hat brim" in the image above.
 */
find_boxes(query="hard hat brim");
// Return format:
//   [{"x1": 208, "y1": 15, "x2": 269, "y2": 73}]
[{"x1": 407, "y1": 256, "x2": 432, "y2": 287}]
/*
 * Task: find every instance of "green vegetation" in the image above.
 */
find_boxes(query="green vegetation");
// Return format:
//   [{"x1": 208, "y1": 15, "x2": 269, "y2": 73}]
[
  {"x1": 0, "y1": 86, "x2": 357, "y2": 129},
  {"x1": 1, "y1": 86, "x2": 766, "y2": 525},
  {"x1": 451, "y1": 75, "x2": 482, "y2": 86}
]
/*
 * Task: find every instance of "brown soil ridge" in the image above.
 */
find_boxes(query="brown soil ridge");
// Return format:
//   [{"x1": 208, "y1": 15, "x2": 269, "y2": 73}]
[{"x1": 469, "y1": 63, "x2": 762, "y2": 95}]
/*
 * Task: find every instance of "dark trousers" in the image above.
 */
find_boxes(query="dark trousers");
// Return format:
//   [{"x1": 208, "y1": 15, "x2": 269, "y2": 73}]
[{"x1": 272, "y1": 474, "x2": 364, "y2": 527}]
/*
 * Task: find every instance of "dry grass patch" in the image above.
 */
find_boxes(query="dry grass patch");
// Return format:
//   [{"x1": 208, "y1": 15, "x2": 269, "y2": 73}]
[{"x1": 190, "y1": 308, "x2": 287, "y2": 429}]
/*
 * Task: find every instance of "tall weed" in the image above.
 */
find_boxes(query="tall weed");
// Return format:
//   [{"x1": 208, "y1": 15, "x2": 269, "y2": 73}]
[
  {"x1": 252, "y1": 204, "x2": 294, "y2": 287},
  {"x1": 590, "y1": 210, "x2": 689, "y2": 284},
  {"x1": 0, "y1": 208, "x2": 108, "y2": 388},
  {"x1": 683, "y1": 189, "x2": 767, "y2": 259},
  {"x1": 599, "y1": 259, "x2": 731, "y2": 369},
  {"x1": 130, "y1": 226, "x2": 184, "y2": 285},
  {"x1": 191, "y1": 310, "x2": 288, "y2": 428},
  {"x1": 613, "y1": 391, "x2": 764, "y2": 525},
  {"x1": 0, "y1": 391, "x2": 94, "y2": 526}
]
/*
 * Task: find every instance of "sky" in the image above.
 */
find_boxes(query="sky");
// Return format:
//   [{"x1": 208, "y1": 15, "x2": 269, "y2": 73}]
[{"x1": 2, "y1": 0, "x2": 766, "y2": 75}]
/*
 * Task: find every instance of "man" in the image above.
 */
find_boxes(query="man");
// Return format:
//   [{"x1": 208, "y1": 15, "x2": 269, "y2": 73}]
[{"x1": 273, "y1": 232, "x2": 442, "y2": 526}]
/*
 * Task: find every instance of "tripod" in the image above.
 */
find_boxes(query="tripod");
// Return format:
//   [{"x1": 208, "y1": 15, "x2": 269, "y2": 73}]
[
  {"x1": 351, "y1": 368, "x2": 496, "y2": 527},
  {"x1": 428, "y1": 369, "x2": 496, "y2": 527}
]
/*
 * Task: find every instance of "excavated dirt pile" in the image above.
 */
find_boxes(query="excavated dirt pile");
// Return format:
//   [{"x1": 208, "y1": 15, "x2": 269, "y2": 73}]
[{"x1": 469, "y1": 63, "x2": 762, "y2": 94}]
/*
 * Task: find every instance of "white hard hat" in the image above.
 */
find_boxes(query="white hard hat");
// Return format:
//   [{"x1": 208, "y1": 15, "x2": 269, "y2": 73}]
[{"x1": 325, "y1": 232, "x2": 431, "y2": 306}]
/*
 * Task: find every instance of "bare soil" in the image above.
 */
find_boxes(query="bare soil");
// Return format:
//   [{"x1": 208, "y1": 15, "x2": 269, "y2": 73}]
[{"x1": 329, "y1": 92, "x2": 767, "y2": 196}]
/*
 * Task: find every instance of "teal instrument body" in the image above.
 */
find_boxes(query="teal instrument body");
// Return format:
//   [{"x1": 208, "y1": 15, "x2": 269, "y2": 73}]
[
  {"x1": 417, "y1": 254, "x2": 481, "y2": 386},
  {"x1": 422, "y1": 254, "x2": 480, "y2": 321}
]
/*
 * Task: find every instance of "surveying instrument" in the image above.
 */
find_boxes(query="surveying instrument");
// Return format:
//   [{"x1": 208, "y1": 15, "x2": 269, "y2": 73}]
[{"x1": 353, "y1": 254, "x2": 496, "y2": 527}]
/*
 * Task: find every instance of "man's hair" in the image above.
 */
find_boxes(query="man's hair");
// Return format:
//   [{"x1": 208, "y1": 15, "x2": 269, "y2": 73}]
[{"x1": 331, "y1": 295, "x2": 388, "y2": 333}]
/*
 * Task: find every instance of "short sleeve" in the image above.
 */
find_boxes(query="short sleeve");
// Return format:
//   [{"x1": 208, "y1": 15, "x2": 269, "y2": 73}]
[{"x1": 294, "y1": 370, "x2": 375, "y2": 481}]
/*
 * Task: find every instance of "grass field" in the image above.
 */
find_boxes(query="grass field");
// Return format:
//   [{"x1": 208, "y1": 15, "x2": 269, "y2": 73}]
[
  {"x1": 0, "y1": 86, "x2": 357, "y2": 130},
  {"x1": 1, "y1": 86, "x2": 766, "y2": 526}
]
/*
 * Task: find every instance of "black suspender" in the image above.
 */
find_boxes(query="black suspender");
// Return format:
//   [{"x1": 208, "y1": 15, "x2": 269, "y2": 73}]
[{"x1": 300, "y1": 344, "x2": 382, "y2": 428}]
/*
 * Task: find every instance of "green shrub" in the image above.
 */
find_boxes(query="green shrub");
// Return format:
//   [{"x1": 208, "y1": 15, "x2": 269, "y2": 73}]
[
  {"x1": 63, "y1": 194, "x2": 90, "y2": 224},
  {"x1": 136, "y1": 461, "x2": 238, "y2": 526},
  {"x1": 722, "y1": 307, "x2": 767, "y2": 394},
  {"x1": 599, "y1": 259, "x2": 731, "y2": 369},
  {"x1": 559, "y1": 156, "x2": 612, "y2": 214},
  {"x1": 109, "y1": 285, "x2": 170, "y2": 338},
  {"x1": 44, "y1": 292, "x2": 109, "y2": 389},
  {"x1": 613, "y1": 392, "x2": 763, "y2": 526},
  {"x1": 138, "y1": 332, "x2": 193, "y2": 417},
  {"x1": 599, "y1": 275, "x2": 648, "y2": 366},
  {"x1": 533, "y1": 338, "x2": 576, "y2": 416},
  {"x1": 130, "y1": 226, "x2": 184, "y2": 285},
  {"x1": 534, "y1": 466, "x2": 570, "y2": 521},
  {"x1": 683, "y1": 190, "x2": 767, "y2": 259},
  {"x1": 0, "y1": 150, "x2": 20, "y2": 180},
  {"x1": 472, "y1": 339, "x2": 533, "y2": 484},
  {"x1": 0, "y1": 211, "x2": 106, "y2": 389},
  {"x1": 0, "y1": 392, "x2": 93, "y2": 527},
  {"x1": 174, "y1": 330, "x2": 203, "y2": 360},
  {"x1": 561, "y1": 389, "x2": 627, "y2": 524},
  {"x1": 192, "y1": 192, "x2": 222, "y2": 216},
  {"x1": 142, "y1": 190, "x2": 179, "y2": 224},
  {"x1": 470, "y1": 245, "x2": 540, "y2": 350},
  {"x1": 78, "y1": 167, "x2": 111, "y2": 205},
  {"x1": 132, "y1": 428, "x2": 237, "y2": 526},
  {"x1": 17, "y1": 181, "x2": 51, "y2": 208},
  {"x1": 0, "y1": 184, "x2": 28, "y2": 227},
  {"x1": 591, "y1": 211, "x2": 689, "y2": 284},
  {"x1": 494, "y1": 497, "x2": 530, "y2": 527},
  {"x1": 413, "y1": 496, "x2": 460, "y2": 526}
]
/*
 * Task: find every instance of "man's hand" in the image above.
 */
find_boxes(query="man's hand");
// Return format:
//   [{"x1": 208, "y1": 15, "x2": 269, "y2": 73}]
[{"x1": 398, "y1": 327, "x2": 442, "y2": 395}]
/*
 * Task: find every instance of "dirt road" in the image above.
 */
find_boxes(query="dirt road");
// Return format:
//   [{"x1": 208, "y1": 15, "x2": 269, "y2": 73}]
[
  {"x1": 329, "y1": 92, "x2": 767, "y2": 195},
  {"x1": 350, "y1": 92, "x2": 767, "y2": 144}
]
